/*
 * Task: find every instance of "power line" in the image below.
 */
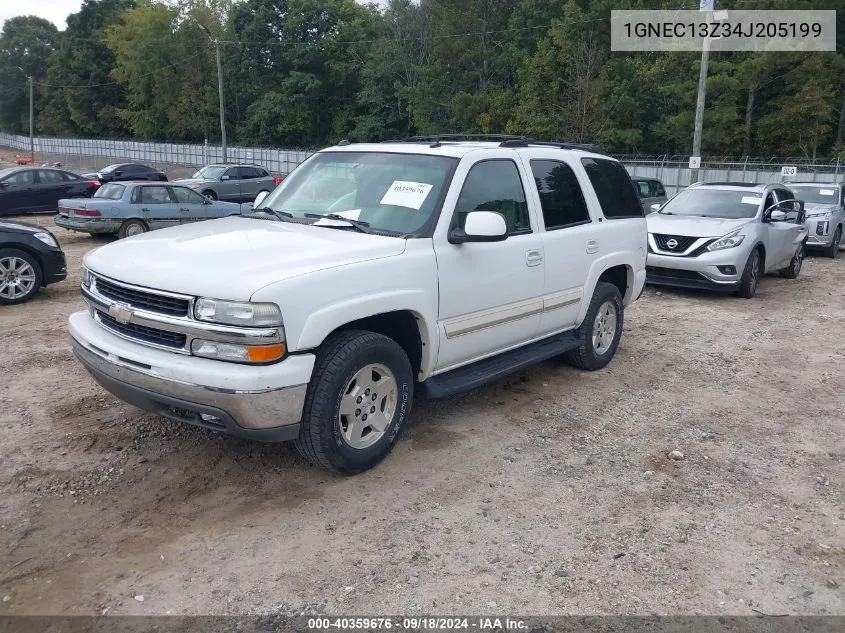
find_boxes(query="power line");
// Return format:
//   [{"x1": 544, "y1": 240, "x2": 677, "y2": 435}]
[{"x1": 35, "y1": 51, "x2": 206, "y2": 89}]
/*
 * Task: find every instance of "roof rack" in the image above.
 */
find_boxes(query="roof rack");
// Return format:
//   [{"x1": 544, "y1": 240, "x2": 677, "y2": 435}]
[
  {"x1": 385, "y1": 134, "x2": 603, "y2": 153},
  {"x1": 697, "y1": 181, "x2": 762, "y2": 187}
]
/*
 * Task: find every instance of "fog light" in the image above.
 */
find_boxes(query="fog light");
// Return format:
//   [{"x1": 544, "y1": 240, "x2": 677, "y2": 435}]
[
  {"x1": 717, "y1": 265, "x2": 737, "y2": 275},
  {"x1": 817, "y1": 221, "x2": 829, "y2": 236},
  {"x1": 200, "y1": 413, "x2": 222, "y2": 423}
]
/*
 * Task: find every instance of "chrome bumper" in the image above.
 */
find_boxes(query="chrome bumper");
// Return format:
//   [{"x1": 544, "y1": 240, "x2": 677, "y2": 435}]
[{"x1": 71, "y1": 337, "x2": 306, "y2": 442}]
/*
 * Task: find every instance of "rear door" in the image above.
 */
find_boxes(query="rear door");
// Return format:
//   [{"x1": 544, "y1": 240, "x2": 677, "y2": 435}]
[
  {"x1": 136, "y1": 184, "x2": 180, "y2": 229},
  {"x1": 523, "y1": 156, "x2": 598, "y2": 335},
  {"x1": 219, "y1": 167, "x2": 241, "y2": 201},
  {"x1": 770, "y1": 187, "x2": 806, "y2": 265},
  {"x1": 36, "y1": 169, "x2": 73, "y2": 210},
  {"x1": 649, "y1": 180, "x2": 668, "y2": 207},
  {"x1": 237, "y1": 167, "x2": 262, "y2": 201}
]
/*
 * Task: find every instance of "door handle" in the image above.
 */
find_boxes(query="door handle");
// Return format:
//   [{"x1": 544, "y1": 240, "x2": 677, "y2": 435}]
[
  {"x1": 586, "y1": 239, "x2": 599, "y2": 254},
  {"x1": 179, "y1": 207, "x2": 190, "y2": 212},
  {"x1": 525, "y1": 249, "x2": 543, "y2": 266}
]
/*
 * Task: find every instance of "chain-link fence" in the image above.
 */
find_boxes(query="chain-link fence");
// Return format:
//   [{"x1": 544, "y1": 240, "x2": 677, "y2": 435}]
[{"x1": 2, "y1": 133, "x2": 843, "y2": 194}]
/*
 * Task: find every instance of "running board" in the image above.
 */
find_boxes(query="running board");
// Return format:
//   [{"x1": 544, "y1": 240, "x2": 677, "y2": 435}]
[{"x1": 419, "y1": 331, "x2": 580, "y2": 399}]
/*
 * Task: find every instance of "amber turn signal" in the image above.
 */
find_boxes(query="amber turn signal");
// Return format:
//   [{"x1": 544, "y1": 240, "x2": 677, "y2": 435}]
[{"x1": 246, "y1": 344, "x2": 286, "y2": 363}]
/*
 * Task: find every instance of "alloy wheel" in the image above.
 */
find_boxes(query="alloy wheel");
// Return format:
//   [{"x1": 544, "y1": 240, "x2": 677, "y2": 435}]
[
  {"x1": 591, "y1": 300, "x2": 618, "y2": 357},
  {"x1": 338, "y1": 363, "x2": 398, "y2": 450},
  {"x1": 0, "y1": 256, "x2": 37, "y2": 301}
]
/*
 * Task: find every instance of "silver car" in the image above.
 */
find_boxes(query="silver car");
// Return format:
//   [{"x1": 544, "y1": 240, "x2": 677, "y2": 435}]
[
  {"x1": 784, "y1": 182, "x2": 844, "y2": 258},
  {"x1": 173, "y1": 164, "x2": 280, "y2": 203},
  {"x1": 633, "y1": 177, "x2": 668, "y2": 213},
  {"x1": 645, "y1": 182, "x2": 808, "y2": 298}
]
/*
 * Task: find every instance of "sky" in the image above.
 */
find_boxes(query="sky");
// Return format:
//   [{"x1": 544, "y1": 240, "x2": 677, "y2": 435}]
[{"x1": 1, "y1": 0, "x2": 385, "y2": 31}]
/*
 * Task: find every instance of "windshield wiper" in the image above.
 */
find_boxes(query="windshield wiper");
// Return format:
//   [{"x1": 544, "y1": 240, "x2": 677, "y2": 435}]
[
  {"x1": 304, "y1": 213, "x2": 373, "y2": 234},
  {"x1": 251, "y1": 208, "x2": 294, "y2": 221}
]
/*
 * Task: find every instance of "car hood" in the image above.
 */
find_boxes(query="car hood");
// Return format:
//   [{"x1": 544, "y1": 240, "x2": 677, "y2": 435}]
[
  {"x1": 646, "y1": 213, "x2": 753, "y2": 238},
  {"x1": 804, "y1": 203, "x2": 838, "y2": 215},
  {"x1": 0, "y1": 219, "x2": 44, "y2": 235},
  {"x1": 83, "y1": 216, "x2": 408, "y2": 301}
]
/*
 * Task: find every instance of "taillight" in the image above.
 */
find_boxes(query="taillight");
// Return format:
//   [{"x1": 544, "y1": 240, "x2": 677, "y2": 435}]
[
  {"x1": 88, "y1": 181, "x2": 101, "y2": 188},
  {"x1": 76, "y1": 209, "x2": 101, "y2": 217},
  {"x1": 273, "y1": 176, "x2": 283, "y2": 186}
]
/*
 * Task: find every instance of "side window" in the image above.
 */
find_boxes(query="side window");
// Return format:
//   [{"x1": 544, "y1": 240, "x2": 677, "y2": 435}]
[
  {"x1": 171, "y1": 186, "x2": 208, "y2": 204},
  {"x1": 5, "y1": 170, "x2": 35, "y2": 186},
  {"x1": 530, "y1": 160, "x2": 591, "y2": 230},
  {"x1": 38, "y1": 170, "x2": 65, "y2": 184},
  {"x1": 454, "y1": 160, "x2": 530, "y2": 235},
  {"x1": 636, "y1": 181, "x2": 650, "y2": 198},
  {"x1": 239, "y1": 167, "x2": 259, "y2": 179},
  {"x1": 763, "y1": 192, "x2": 776, "y2": 210},
  {"x1": 580, "y1": 158, "x2": 643, "y2": 218},
  {"x1": 222, "y1": 168, "x2": 239, "y2": 180},
  {"x1": 62, "y1": 172, "x2": 81, "y2": 181},
  {"x1": 257, "y1": 168, "x2": 269, "y2": 177},
  {"x1": 138, "y1": 186, "x2": 173, "y2": 204},
  {"x1": 651, "y1": 181, "x2": 666, "y2": 197}
]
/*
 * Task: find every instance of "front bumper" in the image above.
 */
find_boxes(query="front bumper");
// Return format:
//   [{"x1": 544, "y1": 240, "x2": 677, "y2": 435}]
[
  {"x1": 41, "y1": 248, "x2": 67, "y2": 285},
  {"x1": 69, "y1": 311, "x2": 314, "y2": 442},
  {"x1": 55, "y1": 215, "x2": 122, "y2": 234},
  {"x1": 646, "y1": 248, "x2": 748, "y2": 291}
]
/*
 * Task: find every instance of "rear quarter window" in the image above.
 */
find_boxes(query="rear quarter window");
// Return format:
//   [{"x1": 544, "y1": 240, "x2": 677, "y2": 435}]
[{"x1": 581, "y1": 158, "x2": 643, "y2": 218}]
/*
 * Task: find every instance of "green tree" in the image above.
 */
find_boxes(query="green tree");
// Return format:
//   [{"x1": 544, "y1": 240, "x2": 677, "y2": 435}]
[{"x1": 0, "y1": 16, "x2": 59, "y2": 134}]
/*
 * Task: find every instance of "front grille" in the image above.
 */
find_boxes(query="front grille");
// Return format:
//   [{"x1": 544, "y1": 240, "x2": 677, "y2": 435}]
[
  {"x1": 95, "y1": 277, "x2": 190, "y2": 317},
  {"x1": 646, "y1": 266, "x2": 705, "y2": 281},
  {"x1": 98, "y1": 311, "x2": 187, "y2": 349},
  {"x1": 653, "y1": 234, "x2": 698, "y2": 252}
]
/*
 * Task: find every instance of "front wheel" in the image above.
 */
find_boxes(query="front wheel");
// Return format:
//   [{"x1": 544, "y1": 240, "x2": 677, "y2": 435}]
[
  {"x1": 202, "y1": 189, "x2": 218, "y2": 201},
  {"x1": 825, "y1": 226, "x2": 841, "y2": 259},
  {"x1": 562, "y1": 281, "x2": 624, "y2": 371},
  {"x1": 0, "y1": 248, "x2": 42, "y2": 305},
  {"x1": 780, "y1": 242, "x2": 804, "y2": 279},
  {"x1": 295, "y1": 330, "x2": 413, "y2": 475},
  {"x1": 736, "y1": 249, "x2": 761, "y2": 298}
]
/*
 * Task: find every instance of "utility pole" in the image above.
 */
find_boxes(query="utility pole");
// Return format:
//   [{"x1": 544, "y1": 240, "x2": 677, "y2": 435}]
[
  {"x1": 690, "y1": 37, "x2": 709, "y2": 184},
  {"x1": 28, "y1": 75, "x2": 34, "y2": 163},
  {"x1": 214, "y1": 39, "x2": 227, "y2": 163},
  {"x1": 17, "y1": 67, "x2": 34, "y2": 163}
]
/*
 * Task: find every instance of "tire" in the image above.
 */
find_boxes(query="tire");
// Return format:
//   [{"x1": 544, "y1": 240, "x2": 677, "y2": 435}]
[
  {"x1": 562, "y1": 281, "x2": 624, "y2": 371},
  {"x1": 780, "y1": 242, "x2": 805, "y2": 279},
  {"x1": 202, "y1": 189, "x2": 217, "y2": 201},
  {"x1": 117, "y1": 219, "x2": 148, "y2": 239},
  {"x1": 295, "y1": 330, "x2": 413, "y2": 475},
  {"x1": 0, "y1": 248, "x2": 42, "y2": 305},
  {"x1": 825, "y1": 226, "x2": 841, "y2": 259},
  {"x1": 736, "y1": 248, "x2": 761, "y2": 298}
]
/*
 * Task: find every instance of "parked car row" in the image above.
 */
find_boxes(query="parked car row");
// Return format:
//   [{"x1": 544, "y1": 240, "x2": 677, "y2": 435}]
[{"x1": 0, "y1": 162, "x2": 287, "y2": 218}]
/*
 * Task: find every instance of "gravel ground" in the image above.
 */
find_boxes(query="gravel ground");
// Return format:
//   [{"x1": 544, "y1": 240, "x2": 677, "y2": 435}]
[{"x1": 0, "y1": 162, "x2": 843, "y2": 616}]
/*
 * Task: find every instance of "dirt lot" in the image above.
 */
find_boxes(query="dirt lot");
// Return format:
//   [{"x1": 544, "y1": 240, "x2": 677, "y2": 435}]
[{"x1": 1, "y1": 212, "x2": 844, "y2": 617}]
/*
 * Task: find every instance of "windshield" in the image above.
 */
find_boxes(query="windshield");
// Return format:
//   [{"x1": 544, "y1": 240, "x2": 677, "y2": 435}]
[
  {"x1": 789, "y1": 186, "x2": 841, "y2": 205},
  {"x1": 94, "y1": 183, "x2": 126, "y2": 200},
  {"x1": 254, "y1": 151, "x2": 457, "y2": 236},
  {"x1": 659, "y1": 188, "x2": 762, "y2": 219},
  {"x1": 100, "y1": 164, "x2": 122, "y2": 173},
  {"x1": 192, "y1": 165, "x2": 226, "y2": 179}
]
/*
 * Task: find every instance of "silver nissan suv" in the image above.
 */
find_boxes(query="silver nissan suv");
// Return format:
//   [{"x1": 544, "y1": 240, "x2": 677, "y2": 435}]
[{"x1": 646, "y1": 182, "x2": 808, "y2": 298}]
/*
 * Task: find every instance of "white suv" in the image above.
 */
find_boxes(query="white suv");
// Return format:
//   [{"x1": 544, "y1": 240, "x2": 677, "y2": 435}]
[{"x1": 68, "y1": 137, "x2": 647, "y2": 474}]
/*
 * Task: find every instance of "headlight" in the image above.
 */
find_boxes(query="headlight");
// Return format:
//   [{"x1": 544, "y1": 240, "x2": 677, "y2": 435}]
[
  {"x1": 33, "y1": 231, "x2": 58, "y2": 248},
  {"x1": 81, "y1": 267, "x2": 92, "y2": 287},
  {"x1": 194, "y1": 298, "x2": 283, "y2": 327},
  {"x1": 707, "y1": 232, "x2": 745, "y2": 251},
  {"x1": 806, "y1": 212, "x2": 831, "y2": 219},
  {"x1": 190, "y1": 339, "x2": 286, "y2": 364}
]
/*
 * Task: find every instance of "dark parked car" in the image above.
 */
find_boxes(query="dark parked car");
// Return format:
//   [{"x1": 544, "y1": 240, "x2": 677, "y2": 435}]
[
  {"x1": 83, "y1": 163, "x2": 168, "y2": 184},
  {"x1": 0, "y1": 167, "x2": 100, "y2": 216},
  {"x1": 0, "y1": 219, "x2": 67, "y2": 305},
  {"x1": 632, "y1": 177, "x2": 668, "y2": 212}
]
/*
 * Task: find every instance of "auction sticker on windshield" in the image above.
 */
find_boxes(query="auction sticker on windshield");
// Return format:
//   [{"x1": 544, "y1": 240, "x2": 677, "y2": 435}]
[
  {"x1": 741, "y1": 196, "x2": 762, "y2": 205},
  {"x1": 380, "y1": 181, "x2": 433, "y2": 210},
  {"x1": 819, "y1": 189, "x2": 836, "y2": 196}
]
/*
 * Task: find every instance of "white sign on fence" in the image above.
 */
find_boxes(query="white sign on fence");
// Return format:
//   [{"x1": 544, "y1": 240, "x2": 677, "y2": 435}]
[
  {"x1": 688, "y1": 156, "x2": 701, "y2": 169},
  {"x1": 699, "y1": 0, "x2": 714, "y2": 11},
  {"x1": 780, "y1": 165, "x2": 798, "y2": 177}
]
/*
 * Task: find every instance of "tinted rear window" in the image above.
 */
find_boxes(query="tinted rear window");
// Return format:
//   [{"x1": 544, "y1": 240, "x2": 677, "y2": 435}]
[{"x1": 581, "y1": 158, "x2": 643, "y2": 218}]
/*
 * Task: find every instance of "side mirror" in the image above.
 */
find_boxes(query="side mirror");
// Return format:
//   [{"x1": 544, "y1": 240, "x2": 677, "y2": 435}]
[
  {"x1": 253, "y1": 190, "x2": 269, "y2": 208},
  {"x1": 0, "y1": 182, "x2": 8, "y2": 189},
  {"x1": 221, "y1": 174, "x2": 231, "y2": 181},
  {"x1": 649, "y1": 203, "x2": 661, "y2": 212},
  {"x1": 768, "y1": 209, "x2": 787, "y2": 222},
  {"x1": 448, "y1": 210, "x2": 508, "y2": 244}
]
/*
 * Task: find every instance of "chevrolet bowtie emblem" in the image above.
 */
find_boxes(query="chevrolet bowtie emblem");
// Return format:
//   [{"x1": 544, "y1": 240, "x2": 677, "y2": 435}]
[{"x1": 108, "y1": 303, "x2": 133, "y2": 324}]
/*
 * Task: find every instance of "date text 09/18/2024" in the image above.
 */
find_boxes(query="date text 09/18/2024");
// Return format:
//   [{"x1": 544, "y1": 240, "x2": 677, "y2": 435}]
[{"x1": 306, "y1": 617, "x2": 528, "y2": 631}]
